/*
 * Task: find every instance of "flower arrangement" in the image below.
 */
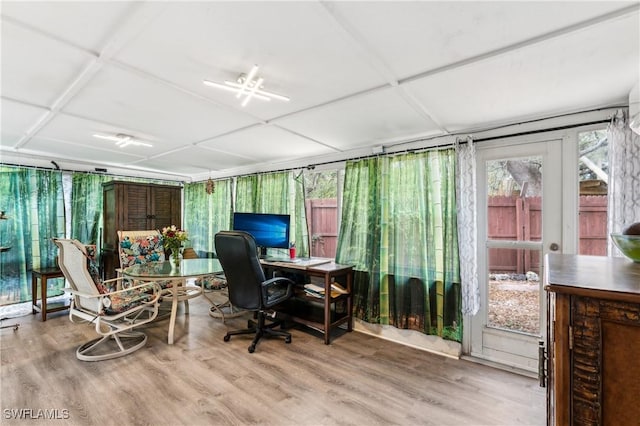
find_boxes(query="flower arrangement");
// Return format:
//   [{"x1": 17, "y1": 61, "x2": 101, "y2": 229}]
[{"x1": 161, "y1": 225, "x2": 188, "y2": 265}]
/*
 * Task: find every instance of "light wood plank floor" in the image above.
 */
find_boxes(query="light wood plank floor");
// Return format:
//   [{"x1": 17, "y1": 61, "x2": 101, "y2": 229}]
[{"x1": 1, "y1": 297, "x2": 545, "y2": 425}]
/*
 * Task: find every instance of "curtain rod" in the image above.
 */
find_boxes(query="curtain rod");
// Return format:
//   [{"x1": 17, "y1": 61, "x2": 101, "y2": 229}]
[
  {"x1": 472, "y1": 118, "x2": 611, "y2": 143},
  {"x1": 208, "y1": 108, "x2": 619, "y2": 183},
  {"x1": 0, "y1": 162, "x2": 184, "y2": 185},
  {"x1": 162, "y1": 104, "x2": 622, "y2": 185},
  {"x1": 306, "y1": 107, "x2": 620, "y2": 169}
]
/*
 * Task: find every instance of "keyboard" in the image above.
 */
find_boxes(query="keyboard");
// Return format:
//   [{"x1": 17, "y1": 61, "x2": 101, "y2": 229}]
[{"x1": 262, "y1": 256, "x2": 301, "y2": 263}]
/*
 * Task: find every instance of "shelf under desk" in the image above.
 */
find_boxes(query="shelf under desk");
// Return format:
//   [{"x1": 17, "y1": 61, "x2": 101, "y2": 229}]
[{"x1": 260, "y1": 258, "x2": 353, "y2": 344}]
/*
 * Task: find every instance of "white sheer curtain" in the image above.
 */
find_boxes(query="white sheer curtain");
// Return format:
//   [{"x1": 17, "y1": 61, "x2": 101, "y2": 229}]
[
  {"x1": 607, "y1": 109, "x2": 640, "y2": 256},
  {"x1": 455, "y1": 136, "x2": 480, "y2": 315}
]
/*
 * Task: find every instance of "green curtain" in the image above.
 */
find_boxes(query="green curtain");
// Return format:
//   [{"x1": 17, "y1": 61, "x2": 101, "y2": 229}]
[
  {"x1": 183, "y1": 179, "x2": 233, "y2": 255},
  {"x1": 0, "y1": 166, "x2": 64, "y2": 304},
  {"x1": 1, "y1": 167, "x2": 31, "y2": 303},
  {"x1": 335, "y1": 150, "x2": 461, "y2": 342},
  {"x1": 71, "y1": 173, "x2": 111, "y2": 245},
  {"x1": 235, "y1": 172, "x2": 309, "y2": 257},
  {"x1": 36, "y1": 170, "x2": 65, "y2": 268}
]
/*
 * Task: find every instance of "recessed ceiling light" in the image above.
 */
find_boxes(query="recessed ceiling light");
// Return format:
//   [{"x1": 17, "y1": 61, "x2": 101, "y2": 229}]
[
  {"x1": 93, "y1": 133, "x2": 152, "y2": 148},
  {"x1": 203, "y1": 64, "x2": 290, "y2": 107}
]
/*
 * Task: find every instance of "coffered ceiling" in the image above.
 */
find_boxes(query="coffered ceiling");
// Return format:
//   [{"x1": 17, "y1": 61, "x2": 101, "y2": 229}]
[{"x1": 1, "y1": 1, "x2": 638, "y2": 181}]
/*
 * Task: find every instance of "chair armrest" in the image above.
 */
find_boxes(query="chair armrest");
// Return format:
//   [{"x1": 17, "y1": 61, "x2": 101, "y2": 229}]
[
  {"x1": 67, "y1": 279, "x2": 162, "y2": 299},
  {"x1": 68, "y1": 280, "x2": 162, "y2": 317},
  {"x1": 261, "y1": 277, "x2": 294, "y2": 308}
]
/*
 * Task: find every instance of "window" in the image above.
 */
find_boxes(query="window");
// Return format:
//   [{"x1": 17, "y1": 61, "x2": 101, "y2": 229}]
[
  {"x1": 304, "y1": 168, "x2": 344, "y2": 258},
  {"x1": 578, "y1": 128, "x2": 608, "y2": 256}
]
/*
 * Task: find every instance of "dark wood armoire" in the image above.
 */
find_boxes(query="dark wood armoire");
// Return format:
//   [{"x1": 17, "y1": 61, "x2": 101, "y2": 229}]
[
  {"x1": 102, "y1": 181, "x2": 182, "y2": 279},
  {"x1": 545, "y1": 254, "x2": 640, "y2": 426}
]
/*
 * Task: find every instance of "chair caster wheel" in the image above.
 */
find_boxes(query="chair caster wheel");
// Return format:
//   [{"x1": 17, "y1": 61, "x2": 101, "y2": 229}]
[
  {"x1": 248, "y1": 345, "x2": 255, "y2": 353},
  {"x1": 223, "y1": 334, "x2": 231, "y2": 342},
  {"x1": 285, "y1": 336, "x2": 292, "y2": 344}
]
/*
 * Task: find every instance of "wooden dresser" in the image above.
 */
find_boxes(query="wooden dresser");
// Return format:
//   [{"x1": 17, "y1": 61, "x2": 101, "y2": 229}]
[
  {"x1": 102, "y1": 181, "x2": 181, "y2": 279},
  {"x1": 544, "y1": 254, "x2": 640, "y2": 426}
]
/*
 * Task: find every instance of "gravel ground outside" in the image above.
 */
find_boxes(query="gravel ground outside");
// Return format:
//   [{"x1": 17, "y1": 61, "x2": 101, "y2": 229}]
[{"x1": 488, "y1": 278, "x2": 540, "y2": 335}]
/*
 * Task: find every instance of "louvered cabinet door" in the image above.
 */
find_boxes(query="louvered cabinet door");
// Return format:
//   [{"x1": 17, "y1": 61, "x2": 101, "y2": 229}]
[
  {"x1": 101, "y1": 181, "x2": 182, "y2": 279},
  {"x1": 122, "y1": 184, "x2": 153, "y2": 230},
  {"x1": 149, "y1": 186, "x2": 181, "y2": 231}
]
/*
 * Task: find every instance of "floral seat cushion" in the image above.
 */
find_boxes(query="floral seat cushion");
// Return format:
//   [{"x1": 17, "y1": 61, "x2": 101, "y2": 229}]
[
  {"x1": 102, "y1": 286, "x2": 156, "y2": 316},
  {"x1": 196, "y1": 275, "x2": 227, "y2": 291}
]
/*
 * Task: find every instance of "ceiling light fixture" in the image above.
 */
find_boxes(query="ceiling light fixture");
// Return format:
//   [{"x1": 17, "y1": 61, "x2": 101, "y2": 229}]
[
  {"x1": 203, "y1": 64, "x2": 290, "y2": 107},
  {"x1": 93, "y1": 133, "x2": 152, "y2": 148}
]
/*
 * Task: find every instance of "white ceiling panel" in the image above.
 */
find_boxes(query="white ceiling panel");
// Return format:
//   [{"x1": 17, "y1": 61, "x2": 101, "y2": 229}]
[
  {"x1": 327, "y1": 1, "x2": 635, "y2": 80},
  {"x1": 130, "y1": 145, "x2": 255, "y2": 176},
  {"x1": 21, "y1": 135, "x2": 144, "y2": 166},
  {"x1": 404, "y1": 13, "x2": 640, "y2": 131},
  {"x1": 275, "y1": 86, "x2": 442, "y2": 150},
  {"x1": 1, "y1": 19, "x2": 92, "y2": 106},
  {"x1": 112, "y1": 1, "x2": 388, "y2": 120},
  {"x1": 62, "y1": 65, "x2": 258, "y2": 145},
  {"x1": 0, "y1": 1, "x2": 138, "y2": 52},
  {"x1": 199, "y1": 125, "x2": 337, "y2": 162},
  {"x1": 0, "y1": 99, "x2": 49, "y2": 148},
  {"x1": 34, "y1": 113, "x2": 159, "y2": 155}
]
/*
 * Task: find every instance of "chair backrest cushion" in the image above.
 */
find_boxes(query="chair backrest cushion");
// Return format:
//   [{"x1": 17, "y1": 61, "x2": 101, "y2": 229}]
[
  {"x1": 117, "y1": 230, "x2": 165, "y2": 268},
  {"x1": 54, "y1": 239, "x2": 103, "y2": 312},
  {"x1": 214, "y1": 231, "x2": 266, "y2": 311},
  {"x1": 84, "y1": 244, "x2": 115, "y2": 294}
]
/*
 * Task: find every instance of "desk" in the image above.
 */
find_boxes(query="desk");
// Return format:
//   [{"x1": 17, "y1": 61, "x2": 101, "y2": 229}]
[
  {"x1": 123, "y1": 259, "x2": 220, "y2": 344},
  {"x1": 261, "y1": 258, "x2": 353, "y2": 344},
  {"x1": 32, "y1": 267, "x2": 69, "y2": 321}
]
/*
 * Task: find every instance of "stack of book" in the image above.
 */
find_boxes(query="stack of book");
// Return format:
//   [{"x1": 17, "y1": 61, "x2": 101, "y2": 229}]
[{"x1": 303, "y1": 283, "x2": 348, "y2": 299}]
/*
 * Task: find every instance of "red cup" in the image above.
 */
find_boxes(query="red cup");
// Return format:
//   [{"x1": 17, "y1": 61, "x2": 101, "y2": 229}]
[{"x1": 289, "y1": 247, "x2": 296, "y2": 259}]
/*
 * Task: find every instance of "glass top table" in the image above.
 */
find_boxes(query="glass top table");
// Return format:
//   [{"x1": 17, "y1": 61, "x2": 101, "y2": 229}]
[
  {"x1": 123, "y1": 258, "x2": 223, "y2": 344},
  {"x1": 123, "y1": 258, "x2": 222, "y2": 279}
]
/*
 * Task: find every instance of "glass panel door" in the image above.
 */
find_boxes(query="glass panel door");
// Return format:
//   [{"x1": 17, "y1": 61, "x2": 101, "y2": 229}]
[{"x1": 471, "y1": 140, "x2": 562, "y2": 373}]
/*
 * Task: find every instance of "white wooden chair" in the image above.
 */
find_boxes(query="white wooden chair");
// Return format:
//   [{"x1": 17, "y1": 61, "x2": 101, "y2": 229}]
[{"x1": 53, "y1": 238, "x2": 162, "y2": 361}]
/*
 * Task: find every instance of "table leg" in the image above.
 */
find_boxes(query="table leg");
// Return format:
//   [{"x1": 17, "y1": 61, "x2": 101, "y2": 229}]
[
  {"x1": 324, "y1": 274, "x2": 331, "y2": 345},
  {"x1": 41, "y1": 275, "x2": 49, "y2": 321},
  {"x1": 167, "y1": 279, "x2": 189, "y2": 344},
  {"x1": 167, "y1": 280, "x2": 180, "y2": 345},
  {"x1": 31, "y1": 273, "x2": 38, "y2": 315},
  {"x1": 346, "y1": 271, "x2": 353, "y2": 332}
]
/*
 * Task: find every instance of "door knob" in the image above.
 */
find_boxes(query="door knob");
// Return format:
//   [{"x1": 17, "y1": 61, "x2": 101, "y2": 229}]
[{"x1": 549, "y1": 243, "x2": 559, "y2": 251}]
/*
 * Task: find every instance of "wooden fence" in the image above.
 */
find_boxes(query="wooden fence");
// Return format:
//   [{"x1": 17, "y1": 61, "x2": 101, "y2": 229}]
[
  {"x1": 305, "y1": 198, "x2": 338, "y2": 258},
  {"x1": 487, "y1": 195, "x2": 607, "y2": 274},
  {"x1": 306, "y1": 195, "x2": 608, "y2": 270},
  {"x1": 488, "y1": 196, "x2": 542, "y2": 274}
]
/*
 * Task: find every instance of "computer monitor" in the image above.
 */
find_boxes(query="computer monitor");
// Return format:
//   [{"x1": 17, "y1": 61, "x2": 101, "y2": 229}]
[{"x1": 232, "y1": 212, "x2": 291, "y2": 257}]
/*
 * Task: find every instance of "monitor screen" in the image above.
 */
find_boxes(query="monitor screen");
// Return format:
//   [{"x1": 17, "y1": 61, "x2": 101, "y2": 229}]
[{"x1": 232, "y1": 212, "x2": 291, "y2": 250}]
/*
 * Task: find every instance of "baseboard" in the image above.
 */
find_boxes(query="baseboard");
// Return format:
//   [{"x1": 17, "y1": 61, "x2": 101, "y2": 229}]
[{"x1": 352, "y1": 318, "x2": 462, "y2": 359}]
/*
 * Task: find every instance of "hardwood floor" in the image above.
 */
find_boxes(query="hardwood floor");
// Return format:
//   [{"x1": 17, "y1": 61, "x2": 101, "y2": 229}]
[{"x1": 1, "y1": 297, "x2": 545, "y2": 425}]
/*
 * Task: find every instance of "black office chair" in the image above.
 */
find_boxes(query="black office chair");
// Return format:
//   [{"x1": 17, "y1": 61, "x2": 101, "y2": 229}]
[{"x1": 214, "y1": 231, "x2": 295, "y2": 353}]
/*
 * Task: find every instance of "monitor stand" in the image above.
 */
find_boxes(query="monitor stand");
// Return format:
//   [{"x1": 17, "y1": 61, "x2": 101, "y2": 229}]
[{"x1": 257, "y1": 246, "x2": 268, "y2": 259}]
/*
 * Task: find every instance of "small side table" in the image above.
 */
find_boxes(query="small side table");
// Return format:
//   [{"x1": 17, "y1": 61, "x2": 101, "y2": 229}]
[{"x1": 32, "y1": 267, "x2": 68, "y2": 321}]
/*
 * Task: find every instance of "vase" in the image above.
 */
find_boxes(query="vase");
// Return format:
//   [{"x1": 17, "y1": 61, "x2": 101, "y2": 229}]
[{"x1": 170, "y1": 248, "x2": 182, "y2": 268}]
